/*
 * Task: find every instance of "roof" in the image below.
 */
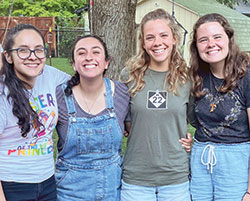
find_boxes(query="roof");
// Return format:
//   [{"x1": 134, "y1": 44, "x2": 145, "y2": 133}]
[
  {"x1": 173, "y1": 0, "x2": 250, "y2": 51},
  {"x1": 234, "y1": 0, "x2": 250, "y2": 15}
]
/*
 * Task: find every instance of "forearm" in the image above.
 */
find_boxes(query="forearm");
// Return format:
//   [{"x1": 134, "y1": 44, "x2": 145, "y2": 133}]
[{"x1": 0, "y1": 181, "x2": 6, "y2": 201}]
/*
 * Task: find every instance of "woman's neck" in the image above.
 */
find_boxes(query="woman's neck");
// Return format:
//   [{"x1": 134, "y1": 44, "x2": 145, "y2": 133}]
[
  {"x1": 209, "y1": 61, "x2": 225, "y2": 79},
  {"x1": 210, "y1": 65, "x2": 224, "y2": 79},
  {"x1": 149, "y1": 60, "x2": 169, "y2": 72},
  {"x1": 78, "y1": 77, "x2": 105, "y2": 98},
  {"x1": 73, "y1": 77, "x2": 106, "y2": 115}
]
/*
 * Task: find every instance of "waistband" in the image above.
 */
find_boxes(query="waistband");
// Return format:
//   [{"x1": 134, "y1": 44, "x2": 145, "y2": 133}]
[{"x1": 193, "y1": 139, "x2": 250, "y2": 149}]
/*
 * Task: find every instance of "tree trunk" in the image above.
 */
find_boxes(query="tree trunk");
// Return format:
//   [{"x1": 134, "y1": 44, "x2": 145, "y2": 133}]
[{"x1": 87, "y1": 0, "x2": 137, "y2": 80}]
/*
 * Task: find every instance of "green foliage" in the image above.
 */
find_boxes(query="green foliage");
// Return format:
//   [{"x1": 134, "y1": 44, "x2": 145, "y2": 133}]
[
  {"x1": 56, "y1": 17, "x2": 86, "y2": 58},
  {"x1": 0, "y1": 0, "x2": 86, "y2": 18},
  {"x1": 0, "y1": 0, "x2": 88, "y2": 58},
  {"x1": 216, "y1": 0, "x2": 249, "y2": 8}
]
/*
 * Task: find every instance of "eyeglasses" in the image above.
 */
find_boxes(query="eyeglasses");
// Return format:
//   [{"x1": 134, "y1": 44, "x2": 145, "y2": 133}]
[{"x1": 8, "y1": 48, "x2": 46, "y2": 59}]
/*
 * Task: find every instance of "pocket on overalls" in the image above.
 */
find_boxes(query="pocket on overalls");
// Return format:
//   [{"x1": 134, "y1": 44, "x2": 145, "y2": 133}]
[
  {"x1": 77, "y1": 125, "x2": 113, "y2": 154},
  {"x1": 55, "y1": 163, "x2": 70, "y2": 186}
]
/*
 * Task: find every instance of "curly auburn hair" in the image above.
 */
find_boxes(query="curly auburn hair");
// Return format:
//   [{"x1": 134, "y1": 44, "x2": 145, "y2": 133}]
[
  {"x1": 124, "y1": 8, "x2": 189, "y2": 97},
  {"x1": 189, "y1": 13, "x2": 250, "y2": 97}
]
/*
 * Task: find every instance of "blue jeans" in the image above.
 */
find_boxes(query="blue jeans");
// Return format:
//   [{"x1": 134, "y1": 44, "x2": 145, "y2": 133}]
[
  {"x1": 121, "y1": 180, "x2": 190, "y2": 201},
  {"x1": 1, "y1": 175, "x2": 56, "y2": 201},
  {"x1": 190, "y1": 141, "x2": 250, "y2": 201}
]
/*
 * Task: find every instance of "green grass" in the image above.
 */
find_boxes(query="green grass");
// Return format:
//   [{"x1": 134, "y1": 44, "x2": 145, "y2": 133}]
[
  {"x1": 46, "y1": 57, "x2": 75, "y2": 75},
  {"x1": 49, "y1": 58, "x2": 196, "y2": 159}
]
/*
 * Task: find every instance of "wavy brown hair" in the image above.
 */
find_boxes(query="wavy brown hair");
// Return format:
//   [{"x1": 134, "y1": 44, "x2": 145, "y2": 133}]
[
  {"x1": 190, "y1": 13, "x2": 250, "y2": 97},
  {"x1": 125, "y1": 8, "x2": 188, "y2": 97}
]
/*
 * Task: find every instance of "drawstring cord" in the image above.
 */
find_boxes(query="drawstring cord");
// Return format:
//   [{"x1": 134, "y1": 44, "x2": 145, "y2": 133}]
[{"x1": 201, "y1": 144, "x2": 216, "y2": 174}]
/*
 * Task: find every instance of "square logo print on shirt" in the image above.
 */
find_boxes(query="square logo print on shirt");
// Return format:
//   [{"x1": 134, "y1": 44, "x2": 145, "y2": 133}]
[{"x1": 146, "y1": 90, "x2": 168, "y2": 110}]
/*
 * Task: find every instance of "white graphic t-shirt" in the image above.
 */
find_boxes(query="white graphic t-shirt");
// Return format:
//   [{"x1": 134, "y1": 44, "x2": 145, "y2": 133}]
[{"x1": 0, "y1": 65, "x2": 69, "y2": 183}]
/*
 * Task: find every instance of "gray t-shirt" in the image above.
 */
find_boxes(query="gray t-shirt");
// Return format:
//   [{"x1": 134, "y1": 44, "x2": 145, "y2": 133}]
[
  {"x1": 121, "y1": 68, "x2": 191, "y2": 186},
  {"x1": 56, "y1": 80, "x2": 130, "y2": 153},
  {"x1": 0, "y1": 65, "x2": 69, "y2": 182}
]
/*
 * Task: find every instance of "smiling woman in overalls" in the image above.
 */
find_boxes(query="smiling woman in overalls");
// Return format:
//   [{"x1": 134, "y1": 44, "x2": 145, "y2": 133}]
[{"x1": 55, "y1": 35, "x2": 130, "y2": 201}]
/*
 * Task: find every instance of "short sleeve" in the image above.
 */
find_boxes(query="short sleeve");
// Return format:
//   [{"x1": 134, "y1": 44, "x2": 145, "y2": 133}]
[
  {"x1": 45, "y1": 64, "x2": 70, "y2": 86},
  {"x1": 113, "y1": 80, "x2": 130, "y2": 130},
  {"x1": 0, "y1": 95, "x2": 8, "y2": 134},
  {"x1": 243, "y1": 68, "x2": 250, "y2": 108},
  {"x1": 119, "y1": 67, "x2": 130, "y2": 83}
]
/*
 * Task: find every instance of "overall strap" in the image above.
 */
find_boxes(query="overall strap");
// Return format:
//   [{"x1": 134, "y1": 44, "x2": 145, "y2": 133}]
[
  {"x1": 104, "y1": 78, "x2": 114, "y2": 109},
  {"x1": 61, "y1": 84, "x2": 76, "y2": 115}
]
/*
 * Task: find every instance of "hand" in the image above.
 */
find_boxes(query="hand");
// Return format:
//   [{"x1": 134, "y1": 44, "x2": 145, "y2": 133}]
[
  {"x1": 123, "y1": 130, "x2": 129, "y2": 137},
  {"x1": 179, "y1": 133, "x2": 193, "y2": 152},
  {"x1": 243, "y1": 192, "x2": 250, "y2": 201}
]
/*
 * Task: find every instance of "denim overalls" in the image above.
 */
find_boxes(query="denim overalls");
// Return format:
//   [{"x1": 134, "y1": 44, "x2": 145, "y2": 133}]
[{"x1": 55, "y1": 78, "x2": 123, "y2": 201}]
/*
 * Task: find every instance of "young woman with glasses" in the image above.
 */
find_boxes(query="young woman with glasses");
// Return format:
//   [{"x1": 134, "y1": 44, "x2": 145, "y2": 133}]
[{"x1": 0, "y1": 24, "x2": 69, "y2": 201}]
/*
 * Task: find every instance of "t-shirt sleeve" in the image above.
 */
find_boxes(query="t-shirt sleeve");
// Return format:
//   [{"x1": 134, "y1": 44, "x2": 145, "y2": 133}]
[
  {"x1": 119, "y1": 67, "x2": 130, "y2": 83},
  {"x1": 46, "y1": 64, "x2": 70, "y2": 86},
  {"x1": 243, "y1": 68, "x2": 250, "y2": 108},
  {"x1": 114, "y1": 80, "x2": 130, "y2": 130},
  {"x1": 0, "y1": 96, "x2": 8, "y2": 134},
  {"x1": 187, "y1": 94, "x2": 197, "y2": 128},
  {"x1": 55, "y1": 84, "x2": 70, "y2": 152}
]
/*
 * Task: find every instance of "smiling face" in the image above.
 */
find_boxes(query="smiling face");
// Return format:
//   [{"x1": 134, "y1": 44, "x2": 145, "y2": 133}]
[
  {"x1": 72, "y1": 37, "x2": 109, "y2": 80},
  {"x1": 4, "y1": 29, "x2": 46, "y2": 86},
  {"x1": 196, "y1": 21, "x2": 229, "y2": 68},
  {"x1": 143, "y1": 18, "x2": 176, "y2": 71}
]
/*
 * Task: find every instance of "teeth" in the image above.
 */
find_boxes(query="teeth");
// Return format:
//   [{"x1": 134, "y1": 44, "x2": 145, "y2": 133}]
[
  {"x1": 26, "y1": 64, "x2": 39, "y2": 67},
  {"x1": 207, "y1": 50, "x2": 219, "y2": 55},
  {"x1": 85, "y1": 64, "x2": 96, "y2": 69},
  {"x1": 153, "y1": 49, "x2": 164, "y2": 53}
]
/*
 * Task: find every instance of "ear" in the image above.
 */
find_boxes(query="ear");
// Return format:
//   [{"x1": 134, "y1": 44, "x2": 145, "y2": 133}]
[
  {"x1": 104, "y1": 60, "x2": 110, "y2": 69},
  {"x1": 72, "y1": 62, "x2": 76, "y2": 71},
  {"x1": 4, "y1": 51, "x2": 13, "y2": 64}
]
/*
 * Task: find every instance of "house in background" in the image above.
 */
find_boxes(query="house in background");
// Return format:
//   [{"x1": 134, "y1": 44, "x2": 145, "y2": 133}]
[
  {"x1": 234, "y1": 0, "x2": 250, "y2": 17},
  {"x1": 136, "y1": 0, "x2": 250, "y2": 62}
]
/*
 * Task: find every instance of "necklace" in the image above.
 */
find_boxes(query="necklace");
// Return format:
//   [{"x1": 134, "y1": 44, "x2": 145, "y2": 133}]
[
  {"x1": 209, "y1": 72, "x2": 224, "y2": 112},
  {"x1": 80, "y1": 82, "x2": 105, "y2": 115}
]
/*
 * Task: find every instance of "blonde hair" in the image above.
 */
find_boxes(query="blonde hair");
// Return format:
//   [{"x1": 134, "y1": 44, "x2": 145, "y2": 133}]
[{"x1": 125, "y1": 8, "x2": 189, "y2": 97}]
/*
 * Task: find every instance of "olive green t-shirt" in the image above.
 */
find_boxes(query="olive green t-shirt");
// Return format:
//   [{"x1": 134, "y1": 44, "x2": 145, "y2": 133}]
[{"x1": 121, "y1": 67, "x2": 191, "y2": 186}]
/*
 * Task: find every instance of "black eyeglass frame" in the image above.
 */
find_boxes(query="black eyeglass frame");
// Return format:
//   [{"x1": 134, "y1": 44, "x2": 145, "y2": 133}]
[{"x1": 8, "y1": 47, "x2": 47, "y2": 60}]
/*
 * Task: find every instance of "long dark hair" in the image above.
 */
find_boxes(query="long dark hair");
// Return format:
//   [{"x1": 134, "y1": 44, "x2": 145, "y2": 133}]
[
  {"x1": 0, "y1": 24, "x2": 45, "y2": 137},
  {"x1": 64, "y1": 34, "x2": 110, "y2": 96},
  {"x1": 190, "y1": 13, "x2": 250, "y2": 97}
]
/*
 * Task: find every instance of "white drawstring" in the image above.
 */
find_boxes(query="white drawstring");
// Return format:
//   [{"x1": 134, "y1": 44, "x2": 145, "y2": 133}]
[{"x1": 201, "y1": 144, "x2": 216, "y2": 174}]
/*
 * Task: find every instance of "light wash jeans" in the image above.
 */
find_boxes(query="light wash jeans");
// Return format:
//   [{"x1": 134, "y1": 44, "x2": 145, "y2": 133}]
[
  {"x1": 190, "y1": 141, "x2": 250, "y2": 201},
  {"x1": 121, "y1": 180, "x2": 190, "y2": 201}
]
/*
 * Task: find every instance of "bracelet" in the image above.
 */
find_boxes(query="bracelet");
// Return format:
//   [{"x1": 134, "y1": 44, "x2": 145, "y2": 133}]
[{"x1": 246, "y1": 191, "x2": 250, "y2": 195}]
